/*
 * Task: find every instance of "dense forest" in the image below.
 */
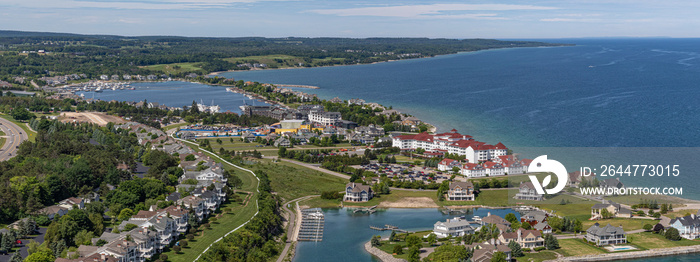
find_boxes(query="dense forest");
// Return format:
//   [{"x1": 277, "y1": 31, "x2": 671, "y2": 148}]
[{"x1": 0, "y1": 30, "x2": 569, "y2": 84}]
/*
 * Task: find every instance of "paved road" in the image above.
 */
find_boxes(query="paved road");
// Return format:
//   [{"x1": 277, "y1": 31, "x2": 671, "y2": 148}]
[
  {"x1": 276, "y1": 195, "x2": 318, "y2": 262},
  {"x1": 0, "y1": 117, "x2": 29, "y2": 161},
  {"x1": 0, "y1": 228, "x2": 47, "y2": 262}
]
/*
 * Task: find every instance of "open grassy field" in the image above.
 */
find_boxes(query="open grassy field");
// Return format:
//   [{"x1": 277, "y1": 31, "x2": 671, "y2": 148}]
[
  {"x1": 664, "y1": 209, "x2": 696, "y2": 219},
  {"x1": 142, "y1": 62, "x2": 205, "y2": 74},
  {"x1": 224, "y1": 54, "x2": 303, "y2": 69},
  {"x1": 555, "y1": 238, "x2": 606, "y2": 257},
  {"x1": 627, "y1": 232, "x2": 700, "y2": 249},
  {"x1": 250, "y1": 159, "x2": 347, "y2": 201},
  {"x1": 0, "y1": 137, "x2": 5, "y2": 148},
  {"x1": 0, "y1": 114, "x2": 36, "y2": 142},
  {"x1": 581, "y1": 218, "x2": 653, "y2": 232},
  {"x1": 344, "y1": 190, "x2": 438, "y2": 207},
  {"x1": 163, "y1": 121, "x2": 189, "y2": 132},
  {"x1": 160, "y1": 199, "x2": 258, "y2": 262}
]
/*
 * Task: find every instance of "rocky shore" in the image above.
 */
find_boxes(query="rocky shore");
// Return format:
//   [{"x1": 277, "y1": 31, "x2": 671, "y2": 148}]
[
  {"x1": 364, "y1": 241, "x2": 407, "y2": 262},
  {"x1": 547, "y1": 245, "x2": 700, "y2": 261}
]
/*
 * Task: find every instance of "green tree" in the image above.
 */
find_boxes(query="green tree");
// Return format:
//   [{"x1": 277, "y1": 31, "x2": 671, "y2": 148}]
[
  {"x1": 491, "y1": 251, "x2": 507, "y2": 262},
  {"x1": 118, "y1": 208, "x2": 134, "y2": 221},
  {"x1": 393, "y1": 244, "x2": 404, "y2": 255},
  {"x1": 371, "y1": 235, "x2": 381, "y2": 247},
  {"x1": 11, "y1": 107, "x2": 34, "y2": 121},
  {"x1": 185, "y1": 154, "x2": 196, "y2": 161},
  {"x1": 73, "y1": 230, "x2": 94, "y2": 246},
  {"x1": 427, "y1": 233, "x2": 437, "y2": 246},
  {"x1": 521, "y1": 222, "x2": 532, "y2": 230},
  {"x1": 9, "y1": 252, "x2": 22, "y2": 262},
  {"x1": 508, "y1": 240, "x2": 524, "y2": 257},
  {"x1": 545, "y1": 234, "x2": 560, "y2": 250},
  {"x1": 643, "y1": 224, "x2": 653, "y2": 231},
  {"x1": 505, "y1": 213, "x2": 518, "y2": 224},
  {"x1": 406, "y1": 235, "x2": 421, "y2": 248},
  {"x1": 24, "y1": 250, "x2": 55, "y2": 262},
  {"x1": 389, "y1": 231, "x2": 396, "y2": 242},
  {"x1": 408, "y1": 246, "x2": 420, "y2": 262},
  {"x1": 665, "y1": 227, "x2": 681, "y2": 241}
]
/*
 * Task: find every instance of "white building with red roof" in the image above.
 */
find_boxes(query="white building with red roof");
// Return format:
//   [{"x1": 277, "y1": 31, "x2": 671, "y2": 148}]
[
  {"x1": 437, "y1": 158, "x2": 461, "y2": 171},
  {"x1": 461, "y1": 163, "x2": 487, "y2": 178},
  {"x1": 496, "y1": 155, "x2": 531, "y2": 175},
  {"x1": 392, "y1": 129, "x2": 507, "y2": 163}
]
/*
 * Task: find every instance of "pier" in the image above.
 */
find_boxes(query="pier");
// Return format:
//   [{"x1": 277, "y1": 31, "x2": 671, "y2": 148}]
[
  {"x1": 353, "y1": 205, "x2": 378, "y2": 214},
  {"x1": 297, "y1": 208, "x2": 324, "y2": 242},
  {"x1": 369, "y1": 224, "x2": 412, "y2": 233}
]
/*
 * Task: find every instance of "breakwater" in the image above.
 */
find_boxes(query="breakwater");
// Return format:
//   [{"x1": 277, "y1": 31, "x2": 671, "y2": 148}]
[{"x1": 548, "y1": 245, "x2": 700, "y2": 262}]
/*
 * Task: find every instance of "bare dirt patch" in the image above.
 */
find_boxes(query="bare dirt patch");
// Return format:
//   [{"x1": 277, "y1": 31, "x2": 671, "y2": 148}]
[
  {"x1": 378, "y1": 197, "x2": 439, "y2": 208},
  {"x1": 59, "y1": 112, "x2": 126, "y2": 126}
]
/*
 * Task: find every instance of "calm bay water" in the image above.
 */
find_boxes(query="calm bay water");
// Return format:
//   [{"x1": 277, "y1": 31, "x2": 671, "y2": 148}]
[
  {"x1": 223, "y1": 38, "x2": 700, "y2": 149},
  {"x1": 293, "y1": 208, "x2": 515, "y2": 262},
  {"x1": 78, "y1": 81, "x2": 269, "y2": 114}
]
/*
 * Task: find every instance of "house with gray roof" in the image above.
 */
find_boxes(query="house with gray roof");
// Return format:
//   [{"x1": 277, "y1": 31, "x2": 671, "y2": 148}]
[
  {"x1": 466, "y1": 242, "x2": 512, "y2": 262},
  {"x1": 585, "y1": 223, "x2": 627, "y2": 246},
  {"x1": 343, "y1": 183, "x2": 373, "y2": 202},
  {"x1": 514, "y1": 182, "x2": 543, "y2": 201},
  {"x1": 591, "y1": 201, "x2": 632, "y2": 219},
  {"x1": 669, "y1": 211, "x2": 700, "y2": 240},
  {"x1": 521, "y1": 210, "x2": 552, "y2": 234},
  {"x1": 447, "y1": 181, "x2": 474, "y2": 201},
  {"x1": 433, "y1": 217, "x2": 475, "y2": 238}
]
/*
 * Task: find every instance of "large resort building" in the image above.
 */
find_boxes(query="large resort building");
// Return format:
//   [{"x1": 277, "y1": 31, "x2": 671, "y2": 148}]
[{"x1": 392, "y1": 129, "x2": 508, "y2": 164}]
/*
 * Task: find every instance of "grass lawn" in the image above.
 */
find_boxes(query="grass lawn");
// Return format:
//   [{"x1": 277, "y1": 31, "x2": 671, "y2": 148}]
[
  {"x1": 516, "y1": 251, "x2": 559, "y2": 262},
  {"x1": 665, "y1": 209, "x2": 696, "y2": 219},
  {"x1": 627, "y1": 232, "x2": 700, "y2": 249},
  {"x1": 142, "y1": 62, "x2": 204, "y2": 74},
  {"x1": 0, "y1": 129, "x2": 5, "y2": 136},
  {"x1": 160, "y1": 200, "x2": 258, "y2": 262},
  {"x1": 581, "y1": 218, "x2": 651, "y2": 231},
  {"x1": 0, "y1": 137, "x2": 5, "y2": 148},
  {"x1": 556, "y1": 239, "x2": 605, "y2": 257},
  {"x1": 249, "y1": 159, "x2": 347, "y2": 201},
  {"x1": 0, "y1": 115, "x2": 37, "y2": 142},
  {"x1": 301, "y1": 197, "x2": 342, "y2": 208},
  {"x1": 345, "y1": 190, "x2": 439, "y2": 207},
  {"x1": 164, "y1": 122, "x2": 189, "y2": 132}
]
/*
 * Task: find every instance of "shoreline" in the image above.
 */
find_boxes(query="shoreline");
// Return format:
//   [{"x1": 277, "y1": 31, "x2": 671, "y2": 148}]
[
  {"x1": 364, "y1": 241, "x2": 407, "y2": 262},
  {"x1": 551, "y1": 245, "x2": 700, "y2": 262},
  {"x1": 207, "y1": 44, "x2": 573, "y2": 76}
]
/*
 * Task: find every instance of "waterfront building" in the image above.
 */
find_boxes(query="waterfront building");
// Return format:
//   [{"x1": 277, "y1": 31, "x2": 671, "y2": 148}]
[
  {"x1": 497, "y1": 228, "x2": 545, "y2": 249},
  {"x1": 591, "y1": 201, "x2": 632, "y2": 219},
  {"x1": 433, "y1": 217, "x2": 475, "y2": 238},
  {"x1": 481, "y1": 213, "x2": 511, "y2": 227},
  {"x1": 599, "y1": 178, "x2": 625, "y2": 194},
  {"x1": 585, "y1": 223, "x2": 627, "y2": 246},
  {"x1": 343, "y1": 182, "x2": 373, "y2": 202},
  {"x1": 669, "y1": 212, "x2": 700, "y2": 239},
  {"x1": 391, "y1": 129, "x2": 507, "y2": 164},
  {"x1": 309, "y1": 111, "x2": 342, "y2": 126},
  {"x1": 514, "y1": 182, "x2": 543, "y2": 201},
  {"x1": 446, "y1": 181, "x2": 475, "y2": 201}
]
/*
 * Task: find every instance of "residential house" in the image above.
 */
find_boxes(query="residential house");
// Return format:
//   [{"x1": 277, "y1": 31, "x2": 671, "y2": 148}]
[
  {"x1": 599, "y1": 178, "x2": 625, "y2": 193},
  {"x1": 514, "y1": 182, "x2": 543, "y2": 201},
  {"x1": 461, "y1": 163, "x2": 487, "y2": 178},
  {"x1": 343, "y1": 183, "x2": 373, "y2": 202},
  {"x1": 437, "y1": 159, "x2": 461, "y2": 172},
  {"x1": 497, "y1": 228, "x2": 545, "y2": 249},
  {"x1": 36, "y1": 205, "x2": 69, "y2": 220},
  {"x1": 433, "y1": 217, "x2": 475, "y2": 238},
  {"x1": 348, "y1": 98, "x2": 365, "y2": 105},
  {"x1": 591, "y1": 201, "x2": 632, "y2": 219},
  {"x1": 521, "y1": 211, "x2": 552, "y2": 234},
  {"x1": 481, "y1": 213, "x2": 511, "y2": 228},
  {"x1": 585, "y1": 223, "x2": 627, "y2": 246},
  {"x1": 466, "y1": 242, "x2": 512, "y2": 262},
  {"x1": 669, "y1": 212, "x2": 700, "y2": 240},
  {"x1": 59, "y1": 197, "x2": 85, "y2": 210},
  {"x1": 177, "y1": 195, "x2": 207, "y2": 221},
  {"x1": 446, "y1": 181, "x2": 475, "y2": 201},
  {"x1": 273, "y1": 137, "x2": 291, "y2": 147}
]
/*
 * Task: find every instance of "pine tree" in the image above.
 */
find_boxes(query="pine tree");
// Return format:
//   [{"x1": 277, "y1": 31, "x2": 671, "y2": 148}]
[{"x1": 508, "y1": 240, "x2": 524, "y2": 257}]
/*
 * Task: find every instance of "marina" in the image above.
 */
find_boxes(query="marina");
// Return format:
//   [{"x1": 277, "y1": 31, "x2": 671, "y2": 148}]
[{"x1": 297, "y1": 208, "x2": 325, "y2": 242}]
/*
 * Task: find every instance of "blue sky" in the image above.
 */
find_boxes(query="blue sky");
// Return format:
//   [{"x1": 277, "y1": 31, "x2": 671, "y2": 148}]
[{"x1": 2, "y1": 0, "x2": 699, "y2": 38}]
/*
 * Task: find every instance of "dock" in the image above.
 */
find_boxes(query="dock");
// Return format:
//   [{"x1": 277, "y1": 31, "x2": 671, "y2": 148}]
[
  {"x1": 298, "y1": 208, "x2": 324, "y2": 242},
  {"x1": 353, "y1": 205, "x2": 378, "y2": 214},
  {"x1": 369, "y1": 224, "x2": 411, "y2": 233}
]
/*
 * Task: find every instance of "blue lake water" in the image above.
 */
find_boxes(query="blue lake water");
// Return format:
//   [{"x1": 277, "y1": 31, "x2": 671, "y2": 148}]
[
  {"x1": 293, "y1": 208, "x2": 515, "y2": 262},
  {"x1": 78, "y1": 81, "x2": 269, "y2": 114}
]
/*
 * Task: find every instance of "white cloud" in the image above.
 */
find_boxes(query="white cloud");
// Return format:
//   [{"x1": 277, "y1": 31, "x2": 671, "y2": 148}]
[{"x1": 307, "y1": 4, "x2": 558, "y2": 18}]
